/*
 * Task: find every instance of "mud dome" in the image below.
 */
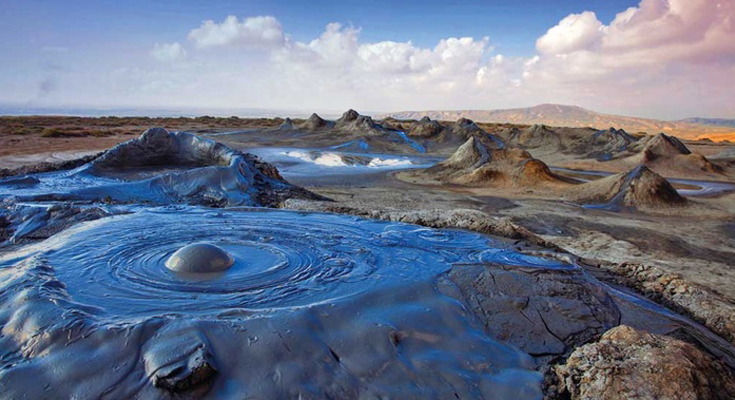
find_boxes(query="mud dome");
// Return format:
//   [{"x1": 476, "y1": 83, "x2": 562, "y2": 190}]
[
  {"x1": 0, "y1": 207, "x2": 614, "y2": 398},
  {"x1": 0, "y1": 128, "x2": 319, "y2": 207}
]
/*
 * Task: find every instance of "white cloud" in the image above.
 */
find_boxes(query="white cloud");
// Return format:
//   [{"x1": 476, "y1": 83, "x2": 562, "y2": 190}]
[
  {"x1": 536, "y1": 11, "x2": 604, "y2": 55},
  {"x1": 151, "y1": 42, "x2": 187, "y2": 62},
  {"x1": 188, "y1": 15, "x2": 284, "y2": 49},
  {"x1": 10, "y1": 3, "x2": 734, "y2": 120}
]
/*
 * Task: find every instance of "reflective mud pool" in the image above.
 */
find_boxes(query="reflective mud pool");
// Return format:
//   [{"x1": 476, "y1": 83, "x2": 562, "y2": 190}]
[
  {"x1": 1, "y1": 207, "x2": 567, "y2": 319},
  {"x1": 2, "y1": 207, "x2": 732, "y2": 399},
  {"x1": 248, "y1": 147, "x2": 440, "y2": 180},
  {"x1": 0, "y1": 207, "x2": 575, "y2": 398}
]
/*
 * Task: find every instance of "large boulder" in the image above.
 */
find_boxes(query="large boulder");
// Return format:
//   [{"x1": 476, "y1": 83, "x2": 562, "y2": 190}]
[{"x1": 555, "y1": 325, "x2": 735, "y2": 400}]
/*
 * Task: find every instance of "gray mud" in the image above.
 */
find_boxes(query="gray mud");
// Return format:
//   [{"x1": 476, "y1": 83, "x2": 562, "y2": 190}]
[{"x1": 2, "y1": 128, "x2": 735, "y2": 399}]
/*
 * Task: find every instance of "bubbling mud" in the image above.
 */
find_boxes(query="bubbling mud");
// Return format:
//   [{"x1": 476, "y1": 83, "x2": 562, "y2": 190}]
[
  {"x1": 11, "y1": 207, "x2": 567, "y2": 319},
  {"x1": 165, "y1": 243, "x2": 234, "y2": 273}
]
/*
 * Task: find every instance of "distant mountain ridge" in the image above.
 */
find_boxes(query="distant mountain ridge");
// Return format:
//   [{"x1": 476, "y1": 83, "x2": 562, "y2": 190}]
[
  {"x1": 380, "y1": 104, "x2": 735, "y2": 141},
  {"x1": 680, "y1": 117, "x2": 735, "y2": 128}
]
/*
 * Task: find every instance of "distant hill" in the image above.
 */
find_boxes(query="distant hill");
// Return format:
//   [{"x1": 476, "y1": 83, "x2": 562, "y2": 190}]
[
  {"x1": 679, "y1": 117, "x2": 735, "y2": 128},
  {"x1": 380, "y1": 104, "x2": 735, "y2": 141}
]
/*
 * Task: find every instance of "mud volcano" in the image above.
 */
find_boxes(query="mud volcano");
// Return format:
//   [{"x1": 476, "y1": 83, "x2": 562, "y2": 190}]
[
  {"x1": 0, "y1": 207, "x2": 623, "y2": 398},
  {"x1": 0, "y1": 128, "x2": 321, "y2": 207},
  {"x1": 165, "y1": 243, "x2": 235, "y2": 273}
]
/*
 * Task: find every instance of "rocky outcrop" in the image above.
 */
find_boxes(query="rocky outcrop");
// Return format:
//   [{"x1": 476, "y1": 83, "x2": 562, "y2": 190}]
[
  {"x1": 569, "y1": 165, "x2": 686, "y2": 209},
  {"x1": 555, "y1": 325, "x2": 735, "y2": 400},
  {"x1": 426, "y1": 137, "x2": 566, "y2": 187}
]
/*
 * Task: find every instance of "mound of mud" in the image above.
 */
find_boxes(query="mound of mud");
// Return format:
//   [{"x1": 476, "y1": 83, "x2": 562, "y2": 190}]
[
  {"x1": 9, "y1": 128, "x2": 321, "y2": 207},
  {"x1": 0, "y1": 207, "x2": 597, "y2": 399},
  {"x1": 569, "y1": 165, "x2": 686, "y2": 209},
  {"x1": 440, "y1": 118, "x2": 505, "y2": 148},
  {"x1": 502, "y1": 125, "x2": 638, "y2": 161},
  {"x1": 277, "y1": 117, "x2": 294, "y2": 130},
  {"x1": 639, "y1": 132, "x2": 692, "y2": 159},
  {"x1": 426, "y1": 137, "x2": 566, "y2": 187},
  {"x1": 334, "y1": 109, "x2": 386, "y2": 135},
  {"x1": 407, "y1": 116, "x2": 444, "y2": 138},
  {"x1": 297, "y1": 113, "x2": 334, "y2": 131}
]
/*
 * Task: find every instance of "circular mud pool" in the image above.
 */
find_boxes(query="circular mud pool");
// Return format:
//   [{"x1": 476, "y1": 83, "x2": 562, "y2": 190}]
[{"x1": 5, "y1": 207, "x2": 567, "y2": 319}]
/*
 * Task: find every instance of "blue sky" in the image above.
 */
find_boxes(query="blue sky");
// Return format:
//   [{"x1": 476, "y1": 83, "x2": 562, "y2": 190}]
[
  {"x1": 1, "y1": 0, "x2": 733, "y2": 119},
  {"x1": 2, "y1": 0, "x2": 638, "y2": 55}
]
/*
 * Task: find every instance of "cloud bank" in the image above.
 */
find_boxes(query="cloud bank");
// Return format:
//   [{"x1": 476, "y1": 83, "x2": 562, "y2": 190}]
[{"x1": 8, "y1": 0, "x2": 735, "y2": 119}]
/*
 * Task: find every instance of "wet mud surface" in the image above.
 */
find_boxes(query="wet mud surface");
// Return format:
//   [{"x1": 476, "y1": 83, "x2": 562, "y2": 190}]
[{"x1": 1, "y1": 126, "x2": 735, "y2": 399}]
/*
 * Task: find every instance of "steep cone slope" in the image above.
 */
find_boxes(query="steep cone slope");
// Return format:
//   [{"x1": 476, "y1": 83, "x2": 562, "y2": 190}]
[
  {"x1": 631, "y1": 133, "x2": 722, "y2": 176},
  {"x1": 334, "y1": 109, "x2": 386, "y2": 135},
  {"x1": 426, "y1": 137, "x2": 565, "y2": 187},
  {"x1": 278, "y1": 118, "x2": 295, "y2": 131},
  {"x1": 500, "y1": 125, "x2": 638, "y2": 161},
  {"x1": 437, "y1": 118, "x2": 505, "y2": 149},
  {"x1": 505, "y1": 124, "x2": 559, "y2": 149},
  {"x1": 298, "y1": 113, "x2": 334, "y2": 131},
  {"x1": 640, "y1": 133, "x2": 691, "y2": 159},
  {"x1": 408, "y1": 116, "x2": 444, "y2": 138},
  {"x1": 569, "y1": 165, "x2": 686, "y2": 209}
]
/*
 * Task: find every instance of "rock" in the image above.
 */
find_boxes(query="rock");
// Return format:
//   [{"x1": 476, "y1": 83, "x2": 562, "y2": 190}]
[{"x1": 555, "y1": 325, "x2": 735, "y2": 400}]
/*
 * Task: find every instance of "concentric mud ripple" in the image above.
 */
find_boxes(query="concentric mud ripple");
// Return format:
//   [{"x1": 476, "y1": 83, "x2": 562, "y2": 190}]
[{"x1": 12, "y1": 207, "x2": 568, "y2": 319}]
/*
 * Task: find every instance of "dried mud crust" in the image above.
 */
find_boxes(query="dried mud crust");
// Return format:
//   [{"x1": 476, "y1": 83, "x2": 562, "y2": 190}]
[
  {"x1": 0, "y1": 153, "x2": 102, "y2": 178},
  {"x1": 282, "y1": 198, "x2": 561, "y2": 251},
  {"x1": 602, "y1": 262, "x2": 735, "y2": 346}
]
